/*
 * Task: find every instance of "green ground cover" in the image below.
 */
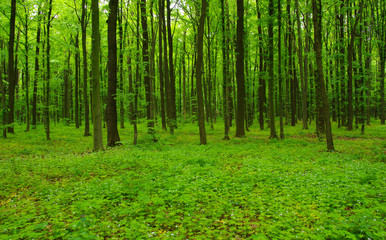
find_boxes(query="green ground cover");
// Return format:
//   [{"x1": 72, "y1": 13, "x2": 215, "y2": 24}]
[{"x1": 0, "y1": 121, "x2": 385, "y2": 239}]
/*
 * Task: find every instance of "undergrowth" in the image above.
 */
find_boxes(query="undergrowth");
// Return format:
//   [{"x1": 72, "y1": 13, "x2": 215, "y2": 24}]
[{"x1": 0, "y1": 120, "x2": 385, "y2": 239}]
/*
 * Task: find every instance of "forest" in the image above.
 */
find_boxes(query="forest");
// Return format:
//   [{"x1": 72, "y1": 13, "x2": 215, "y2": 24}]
[{"x1": 0, "y1": 0, "x2": 385, "y2": 239}]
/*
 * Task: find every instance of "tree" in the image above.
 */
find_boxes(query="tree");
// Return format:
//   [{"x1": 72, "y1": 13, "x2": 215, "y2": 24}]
[
  {"x1": 32, "y1": 7, "x2": 41, "y2": 129},
  {"x1": 346, "y1": 0, "x2": 363, "y2": 131},
  {"x1": 278, "y1": 0, "x2": 285, "y2": 139},
  {"x1": 141, "y1": 0, "x2": 156, "y2": 140},
  {"x1": 196, "y1": 0, "x2": 208, "y2": 145},
  {"x1": 268, "y1": 0, "x2": 277, "y2": 139},
  {"x1": 7, "y1": 0, "x2": 17, "y2": 134},
  {"x1": 44, "y1": 0, "x2": 53, "y2": 141},
  {"x1": 166, "y1": 0, "x2": 177, "y2": 133},
  {"x1": 81, "y1": 0, "x2": 90, "y2": 136},
  {"x1": 221, "y1": 0, "x2": 230, "y2": 140},
  {"x1": 235, "y1": 0, "x2": 245, "y2": 138},
  {"x1": 295, "y1": 0, "x2": 308, "y2": 130},
  {"x1": 106, "y1": 0, "x2": 121, "y2": 146},
  {"x1": 312, "y1": 0, "x2": 334, "y2": 151},
  {"x1": 91, "y1": 0, "x2": 103, "y2": 151}
]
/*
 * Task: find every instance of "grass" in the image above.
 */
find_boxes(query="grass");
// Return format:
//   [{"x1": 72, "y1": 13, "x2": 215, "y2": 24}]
[{"x1": 0, "y1": 119, "x2": 385, "y2": 239}]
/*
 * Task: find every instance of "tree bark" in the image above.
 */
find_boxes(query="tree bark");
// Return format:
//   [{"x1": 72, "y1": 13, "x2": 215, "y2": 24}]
[
  {"x1": 141, "y1": 0, "x2": 156, "y2": 140},
  {"x1": 43, "y1": 0, "x2": 53, "y2": 141},
  {"x1": 268, "y1": 0, "x2": 277, "y2": 139},
  {"x1": 196, "y1": 0, "x2": 208, "y2": 145},
  {"x1": 158, "y1": 0, "x2": 167, "y2": 130},
  {"x1": 312, "y1": 0, "x2": 334, "y2": 151},
  {"x1": 278, "y1": 0, "x2": 284, "y2": 139},
  {"x1": 81, "y1": 0, "x2": 90, "y2": 136},
  {"x1": 107, "y1": 0, "x2": 121, "y2": 146},
  {"x1": 7, "y1": 0, "x2": 17, "y2": 134},
  {"x1": 221, "y1": 0, "x2": 230, "y2": 139},
  {"x1": 167, "y1": 0, "x2": 177, "y2": 132},
  {"x1": 235, "y1": 0, "x2": 246, "y2": 138},
  {"x1": 24, "y1": 4, "x2": 30, "y2": 132}
]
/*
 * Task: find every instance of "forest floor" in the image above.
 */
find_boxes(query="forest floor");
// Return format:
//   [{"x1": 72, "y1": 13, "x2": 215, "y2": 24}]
[{"x1": 0, "y1": 120, "x2": 385, "y2": 239}]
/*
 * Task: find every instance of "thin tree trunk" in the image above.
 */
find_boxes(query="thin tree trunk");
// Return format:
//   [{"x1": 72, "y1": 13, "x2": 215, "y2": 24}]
[
  {"x1": 221, "y1": 0, "x2": 230, "y2": 139},
  {"x1": 7, "y1": 0, "x2": 17, "y2": 134},
  {"x1": 167, "y1": 0, "x2": 177, "y2": 132},
  {"x1": 256, "y1": 1, "x2": 264, "y2": 130},
  {"x1": 268, "y1": 0, "x2": 277, "y2": 139},
  {"x1": 235, "y1": 0, "x2": 246, "y2": 138},
  {"x1": 196, "y1": 0, "x2": 208, "y2": 145},
  {"x1": 312, "y1": 0, "x2": 334, "y2": 151},
  {"x1": 91, "y1": 0, "x2": 103, "y2": 151},
  {"x1": 75, "y1": 34, "x2": 80, "y2": 128},
  {"x1": 44, "y1": 0, "x2": 53, "y2": 140},
  {"x1": 347, "y1": 1, "x2": 363, "y2": 130},
  {"x1": 141, "y1": 0, "x2": 156, "y2": 140},
  {"x1": 81, "y1": 0, "x2": 90, "y2": 136},
  {"x1": 106, "y1": 0, "x2": 121, "y2": 146},
  {"x1": 278, "y1": 0, "x2": 284, "y2": 139},
  {"x1": 24, "y1": 4, "x2": 30, "y2": 132},
  {"x1": 159, "y1": 0, "x2": 167, "y2": 130},
  {"x1": 32, "y1": 9, "x2": 41, "y2": 129},
  {"x1": 295, "y1": 0, "x2": 308, "y2": 129}
]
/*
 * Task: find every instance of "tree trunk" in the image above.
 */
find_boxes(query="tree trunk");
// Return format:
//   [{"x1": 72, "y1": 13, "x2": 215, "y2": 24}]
[
  {"x1": 81, "y1": 0, "x2": 90, "y2": 136},
  {"x1": 24, "y1": 5, "x2": 30, "y2": 132},
  {"x1": 312, "y1": 0, "x2": 334, "y2": 151},
  {"x1": 295, "y1": 0, "x2": 308, "y2": 129},
  {"x1": 141, "y1": 0, "x2": 156, "y2": 140},
  {"x1": 7, "y1": 0, "x2": 17, "y2": 134},
  {"x1": 347, "y1": 1, "x2": 363, "y2": 130},
  {"x1": 75, "y1": 34, "x2": 80, "y2": 128},
  {"x1": 43, "y1": 0, "x2": 53, "y2": 141},
  {"x1": 268, "y1": 0, "x2": 277, "y2": 139},
  {"x1": 90, "y1": 0, "x2": 103, "y2": 151},
  {"x1": 196, "y1": 0, "x2": 208, "y2": 145},
  {"x1": 32, "y1": 9, "x2": 41, "y2": 129},
  {"x1": 278, "y1": 0, "x2": 284, "y2": 139},
  {"x1": 256, "y1": 1, "x2": 265, "y2": 130},
  {"x1": 118, "y1": 4, "x2": 125, "y2": 129},
  {"x1": 235, "y1": 0, "x2": 246, "y2": 138},
  {"x1": 167, "y1": 0, "x2": 177, "y2": 132},
  {"x1": 106, "y1": 0, "x2": 121, "y2": 146},
  {"x1": 221, "y1": 0, "x2": 230, "y2": 140},
  {"x1": 159, "y1": 0, "x2": 167, "y2": 130}
]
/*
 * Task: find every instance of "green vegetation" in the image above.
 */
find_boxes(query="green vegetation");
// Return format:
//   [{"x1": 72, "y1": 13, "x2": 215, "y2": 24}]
[{"x1": 0, "y1": 122, "x2": 385, "y2": 239}]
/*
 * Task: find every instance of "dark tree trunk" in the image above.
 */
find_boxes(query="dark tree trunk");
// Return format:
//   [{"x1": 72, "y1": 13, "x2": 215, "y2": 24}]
[
  {"x1": 167, "y1": 0, "x2": 177, "y2": 132},
  {"x1": 278, "y1": 0, "x2": 284, "y2": 139},
  {"x1": 7, "y1": 0, "x2": 17, "y2": 134},
  {"x1": 43, "y1": 0, "x2": 53, "y2": 141},
  {"x1": 221, "y1": 0, "x2": 230, "y2": 140},
  {"x1": 182, "y1": 34, "x2": 187, "y2": 118},
  {"x1": 32, "y1": 9, "x2": 41, "y2": 129},
  {"x1": 81, "y1": 0, "x2": 90, "y2": 136},
  {"x1": 235, "y1": 0, "x2": 245, "y2": 138},
  {"x1": 196, "y1": 0, "x2": 208, "y2": 145},
  {"x1": 118, "y1": 4, "x2": 125, "y2": 129},
  {"x1": 312, "y1": 0, "x2": 334, "y2": 151},
  {"x1": 295, "y1": 0, "x2": 308, "y2": 129},
  {"x1": 91, "y1": 0, "x2": 103, "y2": 151},
  {"x1": 24, "y1": 5, "x2": 30, "y2": 132},
  {"x1": 268, "y1": 0, "x2": 277, "y2": 139},
  {"x1": 347, "y1": 1, "x2": 363, "y2": 130},
  {"x1": 256, "y1": 1, "x2": 265, "y2": 130},
  {"x1": 106, "y1": 0, "x2": 121, "y2": 146},
  {"x1": 75, "y1": 34, "x2": 80, "y2": 128},
  {"x1": 159, "y1": 0, "x2": 167, "y2": 130},
  {"x1": 141, "y1": 0, "x2": 156, "y2": 140},
  {"x1": 0, "y1": 41, "x2": 6, "y2": 137}
]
